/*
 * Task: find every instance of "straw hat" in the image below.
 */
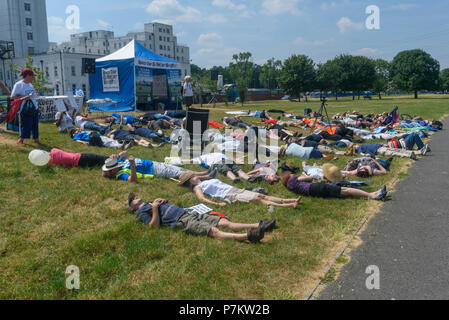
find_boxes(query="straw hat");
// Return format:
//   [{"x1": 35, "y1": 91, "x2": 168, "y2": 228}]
[
  {"x1": 178, "y1": 171, "x2": 195, "y2": 185},
  {"x1": 322, "y1": 163, "x2": 343, "y2": 182},
  {"x1": 102, "y1": 158, "x2": 123, "y2": 172},
  {"x1": 279, "y1": 145, "x2": 287, "y2": 157}
]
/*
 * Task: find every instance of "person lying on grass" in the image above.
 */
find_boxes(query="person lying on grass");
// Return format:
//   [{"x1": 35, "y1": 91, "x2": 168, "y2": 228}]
[
  {"x1": 126, "y1": 193, "x2": 276, "y2": 243},
  {"x1": 247, "y1": 162, "x2": 280, "y2": 184},
  {"x1": 70, "y1": 129, "x2": 123, "y2": 149},
  {"x1": 108, "y1": 128, "x2": 162, "y2": 149},
  {"x1": 286, "y1": 137, "x2": 347, "y2": 156},
  {"x1": 342, "y1": 157, "x2": 393, "y2": 178},
  {"x1": 279, "y1": 166, "x2": 388, "y2": 201},
  {"x1": 48, "y1": 148, "x2": 109, "y2": 168},
  {"x1": 180, "y1": 175, "x2": 301, "y2": 208},
  {"x1": 124, "y1": 123, "x2": 171, "y2": 144},
  {"x1": 279, "y1": 143, "x2": 335, "y2": 161},
  {"x1": 102, "y1": 153, "x2": 217, "y2": 182},
  {"x1": 74, "y1": 114, "x2": 110, "y2": 135}
]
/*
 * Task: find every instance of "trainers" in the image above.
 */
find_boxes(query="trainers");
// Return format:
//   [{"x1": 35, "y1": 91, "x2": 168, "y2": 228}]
[
  {"x1": 421, "y1": 144, "x2": 431, "y2": 156},
  {"x1": 410, "y1": 152, "x2": 417, "y2": 160},
  {"x1": 209, "y1": 168, "x2": 218, "y2": 179},
  {"x1": 124, "y1": 141, "x2": 134, "y2": 150},
  {"x1": 259, "y1": 219, "x2": 277, "y2": 233},
  {"x1": 17, "y1": 140, "x2": 24, "y2": 146},
  {"x1": 247, "y1": 228, "x2": 265, "y2": 243}
]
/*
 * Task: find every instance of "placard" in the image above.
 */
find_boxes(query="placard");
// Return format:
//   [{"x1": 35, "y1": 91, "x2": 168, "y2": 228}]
[
  {"x1": 153, "y1": 73, "x2": 168, "y2": 98},
  {"x1": 102, "y1": 67, "x2": 120, "y2": 92}
]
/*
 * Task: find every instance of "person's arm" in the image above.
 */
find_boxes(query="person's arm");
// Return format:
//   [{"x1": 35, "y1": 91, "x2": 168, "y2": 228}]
[
  {"x1": 75, "y1": 140, "x2": 89, "y2": 145},
  {"x1": 148, "y1": 199, "x2": 166, "y2": 228},
  {"x1": 247, "y1": 168, "x2": 262, "y2": 176},
  {"x1": 342, "y1": 170, "x2": 358, "y2": 176},
  {"x1": 371, "y1": 159, "x2": 387, "y2": 175},
  {"x1": 129, "y1": 156, "x2": 138, "y2": 183},
  {"x1": 193, "y1": 187, "x2": 227, "y2": 207},
  {"x1": 55, "y1": 112, "x2": 65, "y2": 127},
  {"x1": 298, "y1": 175, "x2": 314, "y2": 182}
]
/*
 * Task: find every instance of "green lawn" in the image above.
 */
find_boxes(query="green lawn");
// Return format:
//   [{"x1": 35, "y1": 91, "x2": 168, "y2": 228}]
[{"x1": 0, "y1": 94, "x2": 448, "y2": 299}]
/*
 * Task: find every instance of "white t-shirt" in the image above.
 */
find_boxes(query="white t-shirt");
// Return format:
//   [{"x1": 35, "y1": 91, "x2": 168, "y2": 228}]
[
  {"x1": 193, "y1": 153, "x2": 234, "y2": 167},
  {"x1": 11, "y1": 80, "x2": 38, "y2": 109},
  {"x1": 55, "y1": 112, "x2": 74, "y2": 132},
  {"x1": 198, "y1": 179, "x2": 233, "y2": 199},
  {"x1": 183, "y1": 82, "x2": 193, "y2": 97},
  {"x1": 75, "y1": 116, "x2": 88, "y2": 129}
]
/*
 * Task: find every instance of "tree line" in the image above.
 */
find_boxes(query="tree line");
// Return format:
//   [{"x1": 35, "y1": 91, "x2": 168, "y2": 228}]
[{"x1": 192, "y1": 49, "x2": 449, "y2": 100}]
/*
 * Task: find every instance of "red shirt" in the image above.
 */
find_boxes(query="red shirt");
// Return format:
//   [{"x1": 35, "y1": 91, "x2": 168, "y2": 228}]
[{"x1": 49, "y1": 149, "x2": 82, "y2": 167}]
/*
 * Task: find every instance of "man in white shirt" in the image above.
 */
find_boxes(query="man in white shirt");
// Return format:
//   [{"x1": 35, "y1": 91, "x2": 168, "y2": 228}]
[{"x1": 183, "y1": 76, "x2": 194, "y2": 108}]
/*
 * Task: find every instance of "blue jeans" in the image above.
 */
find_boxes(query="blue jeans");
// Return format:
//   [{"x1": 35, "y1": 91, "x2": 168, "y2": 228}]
[
  {"x1": 135, "y1": 128, "x2": 170, "y2": 143},
  {"x1": 377, "y1": 159, "x2": 392, "y2": 171},
  {"x1": 404, "y1": 132, "x2": 425, "y2": 150},
  {"x1": 20, "y1": 110, "x2": 39, "y2": 139},
  {"x1": 84, "y1": 122, "x2": 109, "y2": 135},
  {"x1": 330, "y1": 141, "x2": 348, "y2": 148}
]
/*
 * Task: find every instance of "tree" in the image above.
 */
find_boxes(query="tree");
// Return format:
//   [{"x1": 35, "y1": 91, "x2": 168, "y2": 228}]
[
  {"x1": 7, "y1": 55, "x2": 51, "y2": 94},
  {"x1": 229, "y1": 52, "x2": 254, "y2": 88},
  {"x1": 316, "y1": 60, "x2": 343, "y2": 100},
  {"x1": 390, "y1": 49, "x2": 440, "y2": 99},
  {"x1": 279, "y1": 54, "x2": 316, "y2": 102},
  {"x1": 372, "y1": 59, "x2": 390, "y2": 99},
  {"x1": 259, "y1": 58, "x2": 282, "y2": 90},
  {"x1": 352, "y1": 56, "x2": 376, "y2": 99},
  {"x1": 333, "y1": 54, "x2": 356, "y2": 99},
  {"x1": 440, "y1": 68, "x2": 449, "y2": 93}
]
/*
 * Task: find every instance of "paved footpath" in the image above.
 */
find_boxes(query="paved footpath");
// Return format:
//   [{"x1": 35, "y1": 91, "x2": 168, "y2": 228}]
[{"x1": 319, "y1": 118, "x2": 449, "y2": 300}]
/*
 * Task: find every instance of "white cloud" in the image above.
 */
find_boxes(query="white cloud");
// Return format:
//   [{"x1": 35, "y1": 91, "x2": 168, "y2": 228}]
[
  {"x1": 146, "y1": 0, "x2": 201, "y2": 23},
  {"x1": 207, "y1": 14, "x2": 228, "y2": 24},
  {"x1": 47, "y1": 16, "x2": 77, "y2": 43},
  {"x1": 337, "y1": 17, "x2": 363, "y2": 33},
  {"x1": 351, "y1": 48, "x2": 383, "y2": 56},
  {"x1": 261, "y1": 0, "x2": 303, "y2": 16},
  {"x1": 320, "y1": 0, "x2": 350, "y2": 10},
  {"x1": 293, "y1": 37, "x2": 334, "y2": 46},
  {"x1": 197, "y1": 33, "x2": 224, "y2": 47},
  {"x1": 192, "y1": 46, "x2": 242, "y2": 68},
  {"x1": 97, "y1": 19, "x2": 112, "y2": 29},
  {"x1": 390, "y1": 3, "x2": 418, "y2": 11},
  {"x1": 212, "y1": 0, "x2": 246, "y2": 10}
]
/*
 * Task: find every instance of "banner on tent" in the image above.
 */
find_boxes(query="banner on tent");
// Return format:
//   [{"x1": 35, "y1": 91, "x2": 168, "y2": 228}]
[
  {"x1": 135, "y1": 59, "x2": 180, "y2": 70},
  {"x1": 153, "y1": 73, "x2": 168, "y2": 98},
  {"x1": 102, "y1": 67, "x2": 120, "y2": 92}
]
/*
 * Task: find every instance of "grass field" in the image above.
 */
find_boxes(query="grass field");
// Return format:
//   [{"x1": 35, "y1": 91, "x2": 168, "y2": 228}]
[{"x1": 0, "y1": 94, "x2": 448, "y2": 300}]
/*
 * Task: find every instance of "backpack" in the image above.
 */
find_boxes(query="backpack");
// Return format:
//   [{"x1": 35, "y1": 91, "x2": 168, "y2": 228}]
[{"x1": 21, "y1": 100, "x2": 36, "y2": 117}]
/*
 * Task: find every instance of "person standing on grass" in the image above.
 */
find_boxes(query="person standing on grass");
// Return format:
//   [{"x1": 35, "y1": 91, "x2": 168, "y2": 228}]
[
  {"x1": 10, "y1": 69, "x2": 40, "y2": 145},
  {"x1": 126, "y1": 193, "x2": 277, "y2": 243},
  {"x1": 183, "y1": 76, "x2": 194, "y2": 108}
]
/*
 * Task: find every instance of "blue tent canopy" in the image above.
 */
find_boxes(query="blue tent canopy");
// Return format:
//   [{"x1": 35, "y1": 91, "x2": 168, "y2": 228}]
[{"x1": 89, "y1": 40, "x2": 182, "y2": 112}]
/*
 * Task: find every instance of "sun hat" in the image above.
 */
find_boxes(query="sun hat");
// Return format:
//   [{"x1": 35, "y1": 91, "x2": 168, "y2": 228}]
[
  {"x1": 279, "y1": 145, "x2": 287, "y2": 157},
  {"x1": 184, "y1": 75, "x2": 192, "y2": 81},
  {"x1": 178, "y1": 171, "x2": 195, "y2": 185},
  {"x1": 29, "y1": 150, "x2": 50, "y2": 166},
  {"x1": 102, "y1": 158, "x2": 123, "y2": 172},
  {"x1": 322, "y1": 163, "x2": 343, "y2": 182},
  {"x1": 21, "y1": 68, "x2": 37, "y2": 78}
]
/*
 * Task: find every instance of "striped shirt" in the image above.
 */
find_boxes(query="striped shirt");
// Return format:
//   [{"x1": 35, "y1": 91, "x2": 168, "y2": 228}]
[{"x1": 135, "y1": 203, "x2": 185, "y2": 228}]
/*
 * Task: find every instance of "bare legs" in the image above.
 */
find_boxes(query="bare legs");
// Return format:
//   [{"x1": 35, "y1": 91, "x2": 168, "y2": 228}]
[
  {"x1": 340, "y1": 187, "x2": 383, "y2": 199},
  {"x1": 254, "y1": 195, "x2": 302, "y2": 208},
  {"x1": 209, "y1": 220, "x2": 260, "y2": 242},
  {"x1": 227, "y1": 170, "x2": 250, "y2": 182}
]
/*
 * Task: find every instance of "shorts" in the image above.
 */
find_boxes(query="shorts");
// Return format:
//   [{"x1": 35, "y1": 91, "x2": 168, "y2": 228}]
[
  {"x1": 225, "y1": 188, "x2": 259, "y2": 203},
  {"x1": 310, "y1": 148, "x2": 323, "y2": 159},
  {"x1": 184, "y1": 96, "x2": 193, "y2": 107},
  {"x1": 175, "y1": 211, "x2": 221, "y2": 236},
  {"x1": 212, "y1": 163, "x2": 241, "y2": 175},
  {"x1": 153, "y1": 162, "x2": 187, "y2": 179},
  {"x1": 309, "y1": 183, "x2": 342, "y2": 198}
]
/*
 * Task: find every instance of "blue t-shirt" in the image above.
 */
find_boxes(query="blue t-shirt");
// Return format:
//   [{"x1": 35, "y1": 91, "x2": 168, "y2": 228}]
[
  {"x1": 73, "y1": 132, "x2": 91, "y2": 142},
  {"x1": 112, "y1": 113, "x2": 134, "y2": 125},
  {"x1": 135, "y1": 203, "x2": 185, "y2": 228},
  {"x1": 116, "y1": 158, "x2": 154, "y2": 181},
  {"x1": 356, "y1": 144, "x2": 382, "y2": 156}
]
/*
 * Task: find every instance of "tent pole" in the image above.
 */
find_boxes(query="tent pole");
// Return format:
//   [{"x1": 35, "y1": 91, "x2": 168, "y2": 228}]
[{"x1": 133, "y1": 59, "x2": 137, "y2": 114}]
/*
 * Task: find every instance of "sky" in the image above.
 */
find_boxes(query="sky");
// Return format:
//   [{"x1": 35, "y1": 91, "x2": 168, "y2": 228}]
[{"x1": 46, "y1": 0, "x2": 449, "y2": 69}]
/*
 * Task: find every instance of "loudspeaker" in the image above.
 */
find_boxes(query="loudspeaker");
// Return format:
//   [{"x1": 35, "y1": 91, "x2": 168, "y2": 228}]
[
  {"x1": 82, "y1": 58, "x2": 96, "y2": 74},
  {"x1": 210, "y1": 70, "x2": 219, "y2": 81}
]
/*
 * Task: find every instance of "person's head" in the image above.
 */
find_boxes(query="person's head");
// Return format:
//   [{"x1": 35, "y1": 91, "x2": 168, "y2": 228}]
[
  {"x1": 69, "y1": 128, "x2": 79, "y2": 139},
  {"x1": 185, "y1": 75, "x2": 192, "y2": 82},
  {"x1": 279, "y1": 171, "x2": 294, "y2": 187},
  {"x1": 357, "y1": 166, "x2": 372, "y2": 178},
  {"x1": 21, "y1": 68, "x2": 37, "y2": 83},
  {"x1": 126, "y1": 193, "x2": 144, "y2": 212},
  {"x1": 102, "y1": 158, "x2": 123, "y2": 179},
  {"x1": 266, "y1": 173, "x2": 280, "y2": 184},
  {"x1": 182, "y1": 176, "x2": 201, "y2": 190},
  {"x1": 322, "y1": 164, "x2": 343, "y2": 182},
  {"x1": 105, "y1": 117, "x2": 115, "y2": 124}
]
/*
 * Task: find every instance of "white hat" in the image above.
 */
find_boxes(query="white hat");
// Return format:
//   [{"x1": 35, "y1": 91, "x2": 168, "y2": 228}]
[
  {"x1": 29, "y1": 150, "x2": 50, "y2": 166},
  {"x1": 102, "y1": 158, "x2": 123, "y2": 172},
  {"x1": 184, "y1": 75, "x2": 191, "y2": 81}
]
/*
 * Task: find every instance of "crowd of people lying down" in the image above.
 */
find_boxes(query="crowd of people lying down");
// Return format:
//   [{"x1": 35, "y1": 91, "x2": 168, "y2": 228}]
[{"x1": 29, "y1": 105, "x2": 441, "y2": 244}]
